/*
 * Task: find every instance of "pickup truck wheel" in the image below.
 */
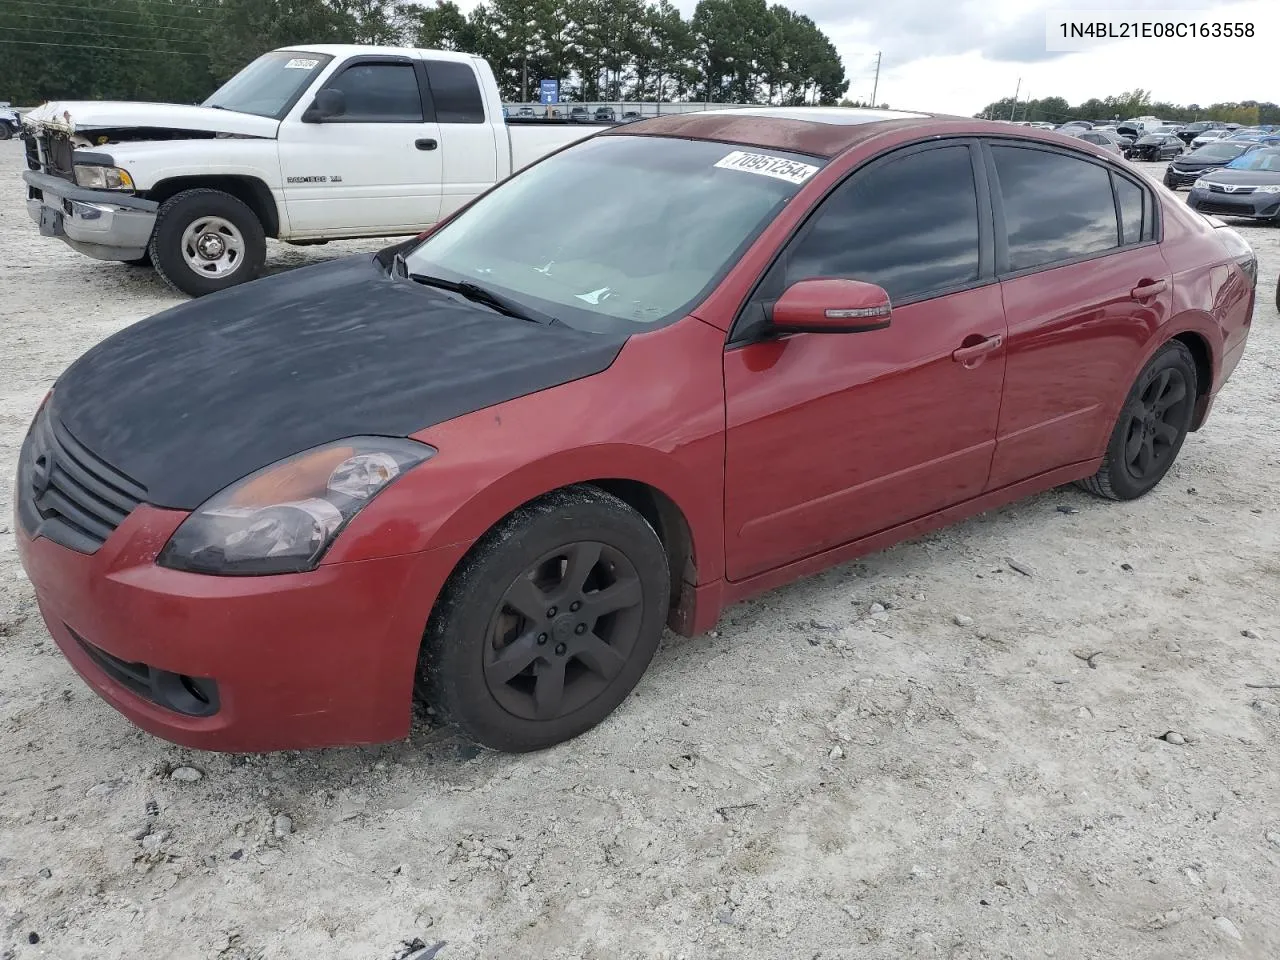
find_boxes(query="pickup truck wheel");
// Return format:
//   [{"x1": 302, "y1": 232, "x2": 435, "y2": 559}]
[
  {"x1": 149, "y1": 188, "x2": 266, "y2": 297},
  {"x1": 419, "y1": 486, "x2": 670, "y2": 752},
  {"x1": 0, "y1": 124, "x2": 12, "y2": 141}
]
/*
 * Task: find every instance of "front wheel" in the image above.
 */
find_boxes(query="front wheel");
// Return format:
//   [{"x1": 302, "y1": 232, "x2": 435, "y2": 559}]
[
  {"x1": 149, "y1": 188, "x2": 266, "y2": 297},
  {"x1": 0, "y1": 123, "x2": 13, "y2": 141},
  {"x1": 1077, "y1": 340, "x2": 1197, "y2": 500},
  {"x1": 419, "y1": 486, "x2": 670, "y2": 752}
]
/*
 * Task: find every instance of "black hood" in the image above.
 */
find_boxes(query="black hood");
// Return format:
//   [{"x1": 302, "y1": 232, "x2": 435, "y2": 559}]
[
  {"x1": 50, "y1": 254, "x2": 626, "y2": 509},
  {"x1": 1172, "y1": 151, "x2": 1243, "y2": 170},
  {"x1": 1199, "y1": 168, "x2": 1280, "y2": 187}
]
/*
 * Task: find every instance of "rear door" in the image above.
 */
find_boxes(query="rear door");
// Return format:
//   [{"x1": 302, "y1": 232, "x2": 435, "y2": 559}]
[
  {"x1": 278, "y1": 55, "x2": 442, "y2": 235},
  {"x1": 422, "y1": 58, "x2": 500, "y2": 217},
  {"x1": 983, "y1": 140, "x2": 1172, "y2": 488}
]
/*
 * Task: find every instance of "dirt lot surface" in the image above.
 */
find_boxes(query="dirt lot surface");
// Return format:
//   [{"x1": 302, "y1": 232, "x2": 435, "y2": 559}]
[{"x1": 1, "y1": 145, "x2": 1279, "y2": 960}]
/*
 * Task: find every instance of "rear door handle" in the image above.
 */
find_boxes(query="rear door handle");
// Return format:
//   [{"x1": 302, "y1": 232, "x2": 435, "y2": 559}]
[
  {"x1": 415, "y1": 138, "x2": 438, "y2": 151},
  {"x1": 1130, "y1": 278, "x2": 1168, "y2": 300},
  {"x1": 951, "y1": 334, "x2": 1003, "y2": 365}
]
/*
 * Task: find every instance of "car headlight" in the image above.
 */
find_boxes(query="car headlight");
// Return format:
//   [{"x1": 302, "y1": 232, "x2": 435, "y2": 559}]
[
  {"x1": 1192, "y1": 178, "x2": 1209, "y2": 189},
  {"x1": 157, "y1": 437, "x2": 435, "y2": 575},
  {"x1": 1257, "y1": 184, "x2": 1280, "y2": 194},
  {"x1": 73, "y1": 164, "x2": 135, "y2": 190}
]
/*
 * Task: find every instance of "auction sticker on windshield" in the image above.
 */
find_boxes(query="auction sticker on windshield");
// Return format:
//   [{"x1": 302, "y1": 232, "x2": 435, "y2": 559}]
[
  {"x1": 714, "y1": 151, "x2": 820, "y2": 184},
  {"x1": 285, "y1": 58, "x2": 320, "y2": 69}
]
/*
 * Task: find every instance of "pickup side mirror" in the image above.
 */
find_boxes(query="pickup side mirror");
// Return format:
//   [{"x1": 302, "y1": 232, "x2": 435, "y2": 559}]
[
  {"x1": 771, "y1": 278, "x2": 892, "y2": 334},
  {"x1": 303, "y1": 88, "x2": 346, "y2": 123}
]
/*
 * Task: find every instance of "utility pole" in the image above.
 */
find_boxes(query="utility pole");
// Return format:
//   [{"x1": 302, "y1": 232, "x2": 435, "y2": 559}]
[
  {"x1": 870, "y1": 51, "x2": 881, "y2": 107},
  {"x1": 1009, "y1": 77, "x2": 1020, "y2": 120}
]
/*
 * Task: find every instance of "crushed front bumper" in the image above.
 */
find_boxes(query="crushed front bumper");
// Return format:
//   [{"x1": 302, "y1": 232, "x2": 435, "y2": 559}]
[{"x1": 23, "y1": 169, "x2": 157, "y2": 261}]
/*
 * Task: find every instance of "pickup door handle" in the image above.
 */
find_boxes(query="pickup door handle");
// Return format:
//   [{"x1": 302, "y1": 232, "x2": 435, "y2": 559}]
[
  {"x1": 1130, "y1": 277, "x2": 1168, "y2": 300},
  {"x1": 415, "y1": 138, "x2": 438, "y2": 151},
  {"x1": 951, "y1": 334, "x2": 1004, "y2": 366}
]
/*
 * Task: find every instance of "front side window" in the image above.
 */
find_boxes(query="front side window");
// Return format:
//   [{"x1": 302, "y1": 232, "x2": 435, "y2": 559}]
[
  {"x1": 204, "y1": 50, "x2": 332, "y2": 120},
  {"x1": 785, "y1": 144, "x2": 981, "y2": 303},
  {"x1": 991, "y1": 145, "x2": 1118, "y2": 271},
  {"x1": 324, "y1": 63, "x2": 423, "y2": 122},
  {"x1": 404, "y1": 135, "x2": 822, "y2": 333}
]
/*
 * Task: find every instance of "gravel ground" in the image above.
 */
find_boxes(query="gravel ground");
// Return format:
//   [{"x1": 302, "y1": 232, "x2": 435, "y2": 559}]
[{"x1": 1, "y1": 145, "x2": 1279, "y2": 960}]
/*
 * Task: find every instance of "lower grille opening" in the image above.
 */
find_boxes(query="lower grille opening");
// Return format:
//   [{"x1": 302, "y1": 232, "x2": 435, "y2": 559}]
[{"x1": 69, "y1": 627, "x2": 220, "y2": 718}]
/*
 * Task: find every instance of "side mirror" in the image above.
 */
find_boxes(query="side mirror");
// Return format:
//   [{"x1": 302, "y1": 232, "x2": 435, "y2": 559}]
[
  {"x1": 303, "y1": 88, "x2": 346, "y2": 123},
  {"x1": 771, "y1": 278, "x2": 892, "y2": 334}
]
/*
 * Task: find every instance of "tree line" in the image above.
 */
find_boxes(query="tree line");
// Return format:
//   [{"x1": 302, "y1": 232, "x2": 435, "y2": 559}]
[
  {"x1": 977, "y1": 88, "x2": 1280, "y2": 127},
  {"x1": 0, "y1": 0, "x2": 847, "y2": 106}
]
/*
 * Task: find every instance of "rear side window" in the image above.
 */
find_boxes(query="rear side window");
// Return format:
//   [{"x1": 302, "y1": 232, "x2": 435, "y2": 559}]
[
  {"x1": 426, "y1": 60, "x2": 485, "y2": 123},
  {"x1": 326, "y1": 62, "x2": 422, "y2": 122},
  {"x1": 786, "y1": 144, "x2": 981, "y2": 303},
  {"x1": 991, "y1": 145, "x2": 1118, "y2": 271}
]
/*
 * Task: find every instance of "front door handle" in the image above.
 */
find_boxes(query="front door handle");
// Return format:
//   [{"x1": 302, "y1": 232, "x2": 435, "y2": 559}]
[
  {"x1": 415, "y1": 138, "x2": 438, "y2": 151},
  {"x1": 1130, "y1": 278, "x2": 1168, "y2": 300},
  {"x1": 951, "y1": 334, "x2": 1003, "y2": 366}
]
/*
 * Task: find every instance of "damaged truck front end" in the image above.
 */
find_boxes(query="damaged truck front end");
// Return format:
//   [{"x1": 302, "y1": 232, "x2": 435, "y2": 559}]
[{"x1": 22, "y1": 111, "x2": 160, "y2": 263}]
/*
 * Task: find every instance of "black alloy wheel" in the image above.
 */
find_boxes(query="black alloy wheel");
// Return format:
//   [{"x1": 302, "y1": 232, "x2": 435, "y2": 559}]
[
  {"x1": 419, "y1": 486, "x2": 670, "y2": 752},
  {"x1": 1078, "y1": 340, "x2": 1197, "y2": 500},
  {"x1": 484, "y1": 540, "x2": 644, "y2": 721}
]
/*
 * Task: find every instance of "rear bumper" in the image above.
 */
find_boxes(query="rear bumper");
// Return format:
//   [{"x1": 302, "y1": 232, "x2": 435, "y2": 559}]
[
  {"x1": 15, "y1": 503, "x2": 456, "y2": 752},
  {"x1": 23, "y1": 169, "x2": 157, "y2": 261}
]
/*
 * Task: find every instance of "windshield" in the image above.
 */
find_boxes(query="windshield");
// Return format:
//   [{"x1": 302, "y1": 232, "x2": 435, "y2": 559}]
[
  {"x1": 404, "y1": 135, "x2": 823, "y2": 333},
  {"x1": 1196, "y1": 142, "x2": 1248, "y2": 159},
  {"x1": 204, "y1": 50, "x2": 333, "y2": 119},
  {"x1": 1226, "y1": 148, "x2": 1280, "y2": 172}
]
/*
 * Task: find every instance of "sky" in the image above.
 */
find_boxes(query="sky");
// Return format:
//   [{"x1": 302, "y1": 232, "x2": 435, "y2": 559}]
[{"x1": 456, "y1": 0, "x2": 1279, "y2": 115}]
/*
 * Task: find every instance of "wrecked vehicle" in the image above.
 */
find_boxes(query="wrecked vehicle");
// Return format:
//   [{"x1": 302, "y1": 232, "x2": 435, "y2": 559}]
[{"x1": 21, "y1": 45, "x2": 613, "y2": 296}]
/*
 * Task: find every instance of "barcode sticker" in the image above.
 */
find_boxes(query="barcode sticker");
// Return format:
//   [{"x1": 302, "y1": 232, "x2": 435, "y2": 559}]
[
  {"x1": 714, "y1": 150, "x2": 819, "y2": 184},
  {"x1": 285, "y1": 58, "x2": 320, "y2": 70}
]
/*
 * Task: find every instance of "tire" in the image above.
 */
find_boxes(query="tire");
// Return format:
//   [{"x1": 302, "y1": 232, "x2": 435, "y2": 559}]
[
  {"x1": 419, "y1": 485, "x2": 670, "y2": 752},
  {"x1": 0, "y1": 123, "x2": 13, "y2": 141},
  {"x1": 1077, "y1": 340, "x2": 1198, "y2": 501},
  {"x1": 149, "y1": 188, "x2": 266, "y2": 297}
]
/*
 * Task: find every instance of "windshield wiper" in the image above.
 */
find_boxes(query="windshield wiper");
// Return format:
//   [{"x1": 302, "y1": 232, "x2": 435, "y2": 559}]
[{"x1": 404, "y1": 270, "x2": 557, "y2": 325}]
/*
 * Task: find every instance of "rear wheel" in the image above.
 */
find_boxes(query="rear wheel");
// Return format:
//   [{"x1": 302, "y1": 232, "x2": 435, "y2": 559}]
[
  {"x1": 149, "y1": 188, "x2": 266, "y2": 297},
  {"x1": 1077, "y1": 341, "x2": 1197, "y2": 500},
  {"x1": 0, "y1": 123, "x2": 13, "y2": 141},
  {"x1": 419, "y1": 486, "x2": 670, "y2": 752}
]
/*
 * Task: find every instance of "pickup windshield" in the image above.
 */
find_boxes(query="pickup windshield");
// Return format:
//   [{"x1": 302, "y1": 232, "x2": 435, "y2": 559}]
[
  {"x1": 404, "y1": 135, "x2": 824, "y2": 333},
  {"x1": 203, "y1": 51, "x2": 333, "y2": 120}
]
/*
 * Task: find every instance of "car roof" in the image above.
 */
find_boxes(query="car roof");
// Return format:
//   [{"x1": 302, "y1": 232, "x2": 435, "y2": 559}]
[
  {"x1": 279, "y1": 44, "x2": 479, "y2": 63},
  {"x1": 608, "y1": 108, "x2": 1122, "y2": 159}
]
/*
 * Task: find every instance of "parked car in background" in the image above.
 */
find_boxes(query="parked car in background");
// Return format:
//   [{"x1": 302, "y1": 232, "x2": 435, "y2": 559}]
[
  {"x1": 1127, "y1": 133, "x2": 1184, "y2": 161},
  {"x1": 622, "y1": 110, "x2": 641, "y2": 119},
  {"x1": 1057, "y1": 120, "x2": 1093, "y2": 130},
  {"x1": 1178, "y1": 120, "x2": 1226, "y2": 144},
  {"x1": 19, "y1": 45, "x2": 617, "y2": 297},
  {"x1": 15, "y1": 109, "x2": 1255, "y2": 753},
  {"x1": 594, "y1": 106, "x2": 616, "y2": 121},
  {"x1": 1165, "y1": 140, "x2": 1262, "y2": 189},
  {"x1": 569, "y1": 106, "x2": 590, "y2": 121},
  {"x1": 1068, "y1": 128, "x2": 1127, "y2": 155},
  {"x1": 1186, "y1": 146, "x2": 1280, "y2": 222},
  {"x1": 1191, "y1": 129, "x2": 1231, "y2": 148},
  {"x1": 1, "y1": 106, "x2": 21, "y2": 140},
  {"x1": 517, "y1": 106, "x2": 536, "y2": 117}
]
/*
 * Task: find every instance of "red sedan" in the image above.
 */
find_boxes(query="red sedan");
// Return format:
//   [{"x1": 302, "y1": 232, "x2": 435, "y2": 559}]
[{"x1": 16, "y1": 108, "x2": 1256, "y2": 753}]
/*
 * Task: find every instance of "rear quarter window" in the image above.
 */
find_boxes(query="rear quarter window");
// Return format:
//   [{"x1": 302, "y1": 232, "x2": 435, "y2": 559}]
[{"x1": 426, "y1": 60, "x2": 485, "y2": 123}]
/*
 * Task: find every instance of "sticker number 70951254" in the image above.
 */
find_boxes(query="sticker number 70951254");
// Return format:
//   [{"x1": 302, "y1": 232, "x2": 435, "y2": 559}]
[{"x1": 713, "y1": 150, "x2": 820, "y2": 184}]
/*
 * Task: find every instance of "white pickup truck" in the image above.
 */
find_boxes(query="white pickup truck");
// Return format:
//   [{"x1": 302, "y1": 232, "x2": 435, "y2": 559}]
[{"x1": 20, "y1": 45, "x2": 609, "y2": 296}]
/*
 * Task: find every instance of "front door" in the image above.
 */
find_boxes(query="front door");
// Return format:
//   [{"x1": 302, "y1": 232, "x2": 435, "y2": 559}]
[
  {"x1": 279, "y1": 56, "x2": 443, "y2": 236},
  {"x1": 724, "y1": 141, "x2": 1007, "y2": 581}
]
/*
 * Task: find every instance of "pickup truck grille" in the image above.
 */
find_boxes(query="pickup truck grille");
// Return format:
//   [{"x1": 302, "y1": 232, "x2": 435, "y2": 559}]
[
  {"x1": 22, "y1": 130, "x2": 75, "y2": 180},
  {"x1": 16, "y1": 407, "x2": 148, "y2": 554}
]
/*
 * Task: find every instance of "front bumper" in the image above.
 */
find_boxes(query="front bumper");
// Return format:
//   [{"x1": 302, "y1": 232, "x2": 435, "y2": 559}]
[
  {"x1": 15, "y1": 503, "x2": 456, "y2": 752},
  {"x1": 1186, "y1": 188, "x2": 1280, "y2": 220},
  {"x1": 1164, "y1": 166, "x2": 1212, "y2": 189},
  {"x1": 22, "y1": 169, "x2": 158, "y2": 261}
]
